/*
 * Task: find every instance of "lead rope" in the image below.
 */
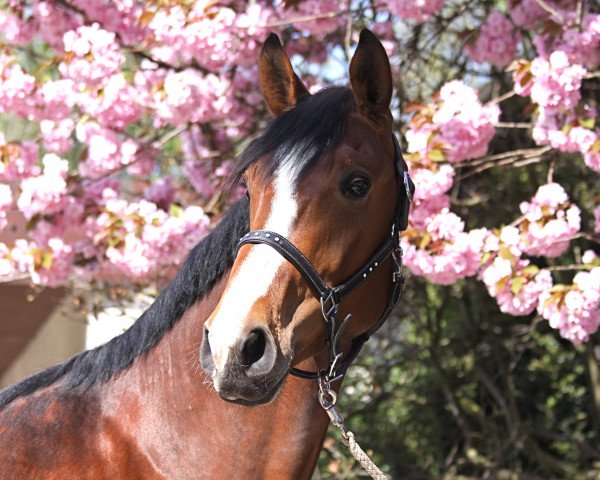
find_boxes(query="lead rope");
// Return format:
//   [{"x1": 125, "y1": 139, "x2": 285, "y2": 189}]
[{"x1": 318, "y1": 376, "x2": 391, "y2": 480}]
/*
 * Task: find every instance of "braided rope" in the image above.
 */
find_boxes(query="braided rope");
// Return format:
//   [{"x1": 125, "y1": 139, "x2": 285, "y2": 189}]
[
  {"x1": 319, "y1": 380, "x2": 391, "y2": 480},
  {"x1": 341, "y1": 431, "x2": 391, "y2": 480}
]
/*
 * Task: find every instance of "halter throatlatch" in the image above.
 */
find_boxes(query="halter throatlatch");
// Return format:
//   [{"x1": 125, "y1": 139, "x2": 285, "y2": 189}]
[{"x1": 237, "y1": 134, "x2": 414, "y2": 385}]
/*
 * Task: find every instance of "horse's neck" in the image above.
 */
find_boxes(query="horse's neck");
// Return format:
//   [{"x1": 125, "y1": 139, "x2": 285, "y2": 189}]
[{"x1": 102, "y1": 275, "x2": 330, "y2": 479}]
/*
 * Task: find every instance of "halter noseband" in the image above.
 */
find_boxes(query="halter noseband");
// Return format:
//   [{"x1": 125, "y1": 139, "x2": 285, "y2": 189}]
[{"x1": 238, "y1": 135, "x2": 414, "y2": 383}]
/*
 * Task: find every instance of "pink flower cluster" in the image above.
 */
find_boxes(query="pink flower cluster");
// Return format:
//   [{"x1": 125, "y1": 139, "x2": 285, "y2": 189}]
[
  {"x1": 407, "y1": 81, "x2": 499, "y2": 164},
  {"x1": 465, "y1": 12, "x2": 520, "y2": 68},
  {"x1": 538, "y1": 268, "x2": 600, "y2": 343},
  {"x1": 0, "y1": 53, "x2": 36, "y2": 118},
  {"x1": 510, "y1": 0, "x2": 549, "y2": 29},
  {"x1": 86, "y1": 199, "x2": 210, "y2": 281},
  {"x1": 478, "y1": 226, "x2": 551, "y2": 316},
  {"x1": 401, "y1": 81, "x2": 499, "y2": 286},
  {"x1": 511, "y1": 11, "x2": 600, "y2": 175},
  {"x1": 17, "y1": 154, "x2": 69, "y2": 220},
  {"x1": 0, "y1": 135, "x2": 40, "y2": 180},
  {"x1": 10, "y1": 236, "x2": 74, "y2": 288},
  {"x1": 151, "y1": 70, "x2": 231, "y2": 126},
  {"x1": 60, "y1": 24, "x2": 125, "y2": 89},
  {"x1": 435, "y1": 82, "x2": 500, "y2": 162},
  {"x1": 525, "y1": 52, "x2": 586, "y2": 112},
  {"x1": 385, "y1": 0, "x2": 446, "y2": 22},
  {"x1": 533, "y1": 13, "x2": 600, "y2": 69},
  {"x1": 149, "y1": 2, "x2": 272, "y2": 69},
  {"x1": 518, "y1": 183, "x2": 581, "y2": 257},
  {"x1": 75, "y1": 122, "x2": 153, "y2": 179},
  {"x1": 481, "y1": 255, "x2": 553, "y2": 316},
  {"x1": 402, "y1": 210, "x2": 484, "y2": 285}
]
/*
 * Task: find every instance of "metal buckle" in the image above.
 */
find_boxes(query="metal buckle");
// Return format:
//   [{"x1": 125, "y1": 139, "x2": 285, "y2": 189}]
[
  {"x1": 392, "y1": 246, "x2": 403, "y2": 284},
  {"x1": 320, "y1": 290, "x2": 339, "y2": 322}
]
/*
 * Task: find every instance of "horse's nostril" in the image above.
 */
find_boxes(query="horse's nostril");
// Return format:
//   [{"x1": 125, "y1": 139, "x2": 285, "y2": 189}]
[{"x1": 241, "y1": 328, "x2": 267, "y2": 368}]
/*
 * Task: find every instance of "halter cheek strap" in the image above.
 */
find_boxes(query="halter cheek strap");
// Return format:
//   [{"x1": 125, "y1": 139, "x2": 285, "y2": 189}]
[{"x1": 237, "y1": 134, "x2": 414, "y2": 382}]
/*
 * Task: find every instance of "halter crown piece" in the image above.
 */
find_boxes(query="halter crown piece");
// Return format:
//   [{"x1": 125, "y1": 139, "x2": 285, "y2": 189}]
[{"x1": 238, "y1": 134, "x2": 415, "y2": 385}]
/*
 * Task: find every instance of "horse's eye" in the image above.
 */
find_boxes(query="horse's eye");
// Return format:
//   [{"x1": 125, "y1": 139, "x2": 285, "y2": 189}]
[{"x1": 343, "y1": 175, "x2": 371, "y2": 199}]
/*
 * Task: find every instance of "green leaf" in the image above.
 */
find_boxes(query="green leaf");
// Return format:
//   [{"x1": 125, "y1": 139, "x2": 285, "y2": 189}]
[
  {"x1": 578, "y1": 117, "x2": 595, "y2": 129},
  {"x1": 41, "y1": 251, "x2": 54, "y2": 270},
  {"x1": 419, "y1": 233, "x2": 431, "y2": 249},
  {"x1": 169, "y1": 203, "x2": 184, "y2": 218},
  {"x1": 428, "y1": 149, "x2": 445, "y2": 162},
  {"x1": 511, "y1": 276, "x2": 524, "y2": 295},
  {"x1": 522, "y1": 265, "x2": 539, "y2": 276}
]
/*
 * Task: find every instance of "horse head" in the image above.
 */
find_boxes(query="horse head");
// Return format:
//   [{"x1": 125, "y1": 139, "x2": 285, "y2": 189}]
[{"x1": 201, "y1": 30, "x2": 411, "y2": 405}]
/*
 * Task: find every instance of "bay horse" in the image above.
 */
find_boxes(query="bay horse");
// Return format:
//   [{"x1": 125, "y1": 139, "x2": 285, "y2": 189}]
[{"x1": 0, "y1": 30, "x2": 413, "y2": 479}]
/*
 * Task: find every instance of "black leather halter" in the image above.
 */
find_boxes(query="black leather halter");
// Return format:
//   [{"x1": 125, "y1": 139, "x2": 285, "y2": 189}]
[{"x1": 238, "y1": 135, "x2": 414, "y2": 382}]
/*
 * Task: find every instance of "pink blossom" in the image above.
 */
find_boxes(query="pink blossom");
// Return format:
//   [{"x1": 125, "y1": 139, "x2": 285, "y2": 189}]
[
  {"x1": 148, "y1": 3, "x2": 271, "y2": 70},
  {"x1": 409, "y1": 195, "x2": 450, "y2": 229},
  {"x1": 0, "y1": 9, "x2": 34, "y2": 45},
  {"x1": 533, "y1": 13, "x2": 600, "y2": 69},
  {"x1": 80, "y1": 74, "x2": 143, "y2": 129},
  {"x1": 531, "y1": 106, "x2": 597, "y2": 154},
  {"x1": 70, "y1": 0, "x2": 146, "y2": 46},
  {"x1": 465, "y1": 12, "x2": 520, "y2": 68},
  {"x1": 538, "y1": 268, "x2": 600, "y2": 343},
  {"x1": 10, "y1": 236, "x2": 74, "y2": 287},
  {"x1": 40, "y1": 118, "x2": 75, "y2": 153},
  {"x1": 85, "y1": 199, "x2": 210, "y2": 282},
  {"x1": 482, "y1": 258, "x2": 552, "y2": 315},
  {"x1": 582, "y1": 145, "x2": 600, "y2": 172},
  {"x1": 434, "y1": 81, "x2": 500, "y2": 162},
  {"x1": 519, "y1": 183, "x2": 580, "y2": 257},
  {"x1": 17, "y1": 154, "x2": 69, "y2": 219},
  {"x1": 529, "y1": 52, "x2": 586, "y2": 112},
  {"x1": 0, "y1": 54, "x2": 36, "y2": 118},
  {"x1": 144, "y1": 178, "x2": 175, "y2": 211},
  {"x1": 385, "y1": 0, "x2": 445, "y2": 22},
  {"x1": 33, "y1": 1, "x2": 82, "y2": 50},
  {"x1": 152, "y1": 70, "x2": 230, "y2": 126},
  {"x1": 76, "y1": 122, "x2": 153, "y2": 179},
  {"x1": 59, "y1": 23, "x2": 125, "y2": 89},
  {"x1": 410, "y1": 164, "x2": 455, "y2": 202},
  {"x1": 511, "y1": 0, "x2": 548, "y2": 29},
  {"x1": 403, "y1": 210, "x2": 484, "y2": 285},
  {"x1": 0, "y1": 135, "x2": 40, "y2": 181},
  {"x1": 582, "y1": 250, "x2": 597, "y2": 265},
  {"x1": 35, "y1": 79, "x2": 76, "y2": 120}
]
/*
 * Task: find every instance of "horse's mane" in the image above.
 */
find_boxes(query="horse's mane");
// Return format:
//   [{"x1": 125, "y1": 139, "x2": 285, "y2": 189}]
[
  {"x1": 0, "y1": 86, "x2": 355, "y2": 409},
  {"x1": 232, "y1": 86, "x2": 355, "y2": 185}
]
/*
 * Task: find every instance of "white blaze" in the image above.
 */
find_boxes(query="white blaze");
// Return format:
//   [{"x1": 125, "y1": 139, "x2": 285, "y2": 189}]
[{"x1": 207, "y1": 161, "x2": 298, "y2": 371}]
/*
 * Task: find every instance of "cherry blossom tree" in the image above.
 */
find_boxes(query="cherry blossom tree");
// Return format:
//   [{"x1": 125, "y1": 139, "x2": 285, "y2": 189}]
[{"x1": 0, "y1": 0, "x2": 598, "y2": 344}]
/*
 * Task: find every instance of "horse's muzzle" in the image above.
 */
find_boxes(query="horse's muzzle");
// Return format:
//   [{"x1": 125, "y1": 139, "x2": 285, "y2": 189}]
[{"x1": 200, "y1": 327, "x2": 290, "y2": 405}]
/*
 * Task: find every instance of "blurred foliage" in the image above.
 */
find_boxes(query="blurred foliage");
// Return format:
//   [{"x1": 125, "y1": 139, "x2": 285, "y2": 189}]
[{"x1": 315, "y1": 277, "x2": 600, "y2": 479}]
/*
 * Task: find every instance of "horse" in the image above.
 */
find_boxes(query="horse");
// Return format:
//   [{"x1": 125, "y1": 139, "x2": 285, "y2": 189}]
[{"x1": 0, "y1": 29, "x2": 413, "y2": 479}]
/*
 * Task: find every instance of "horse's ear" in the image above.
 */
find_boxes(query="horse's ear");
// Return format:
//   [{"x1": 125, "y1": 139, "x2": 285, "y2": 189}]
[
  {"x1": 349, "y1": 29, "x2": 393, "y2": 122},
  {"x1": 259, "y1": 33, "x2": 309, "y2": 116}
]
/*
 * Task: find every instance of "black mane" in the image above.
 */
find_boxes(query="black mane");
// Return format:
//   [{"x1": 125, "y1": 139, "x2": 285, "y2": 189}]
[
  {"x1": 232, "y1": 86, "x2": 355, "y2": 185},
  {"x1": 0, "y1": 86, "x2": 355, "y2": 409}
]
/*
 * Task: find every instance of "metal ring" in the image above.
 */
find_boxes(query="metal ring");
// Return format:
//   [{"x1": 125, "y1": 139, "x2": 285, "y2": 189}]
[{"x1": 319, "y1": 388, "x2": 337, "y2": 408}]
